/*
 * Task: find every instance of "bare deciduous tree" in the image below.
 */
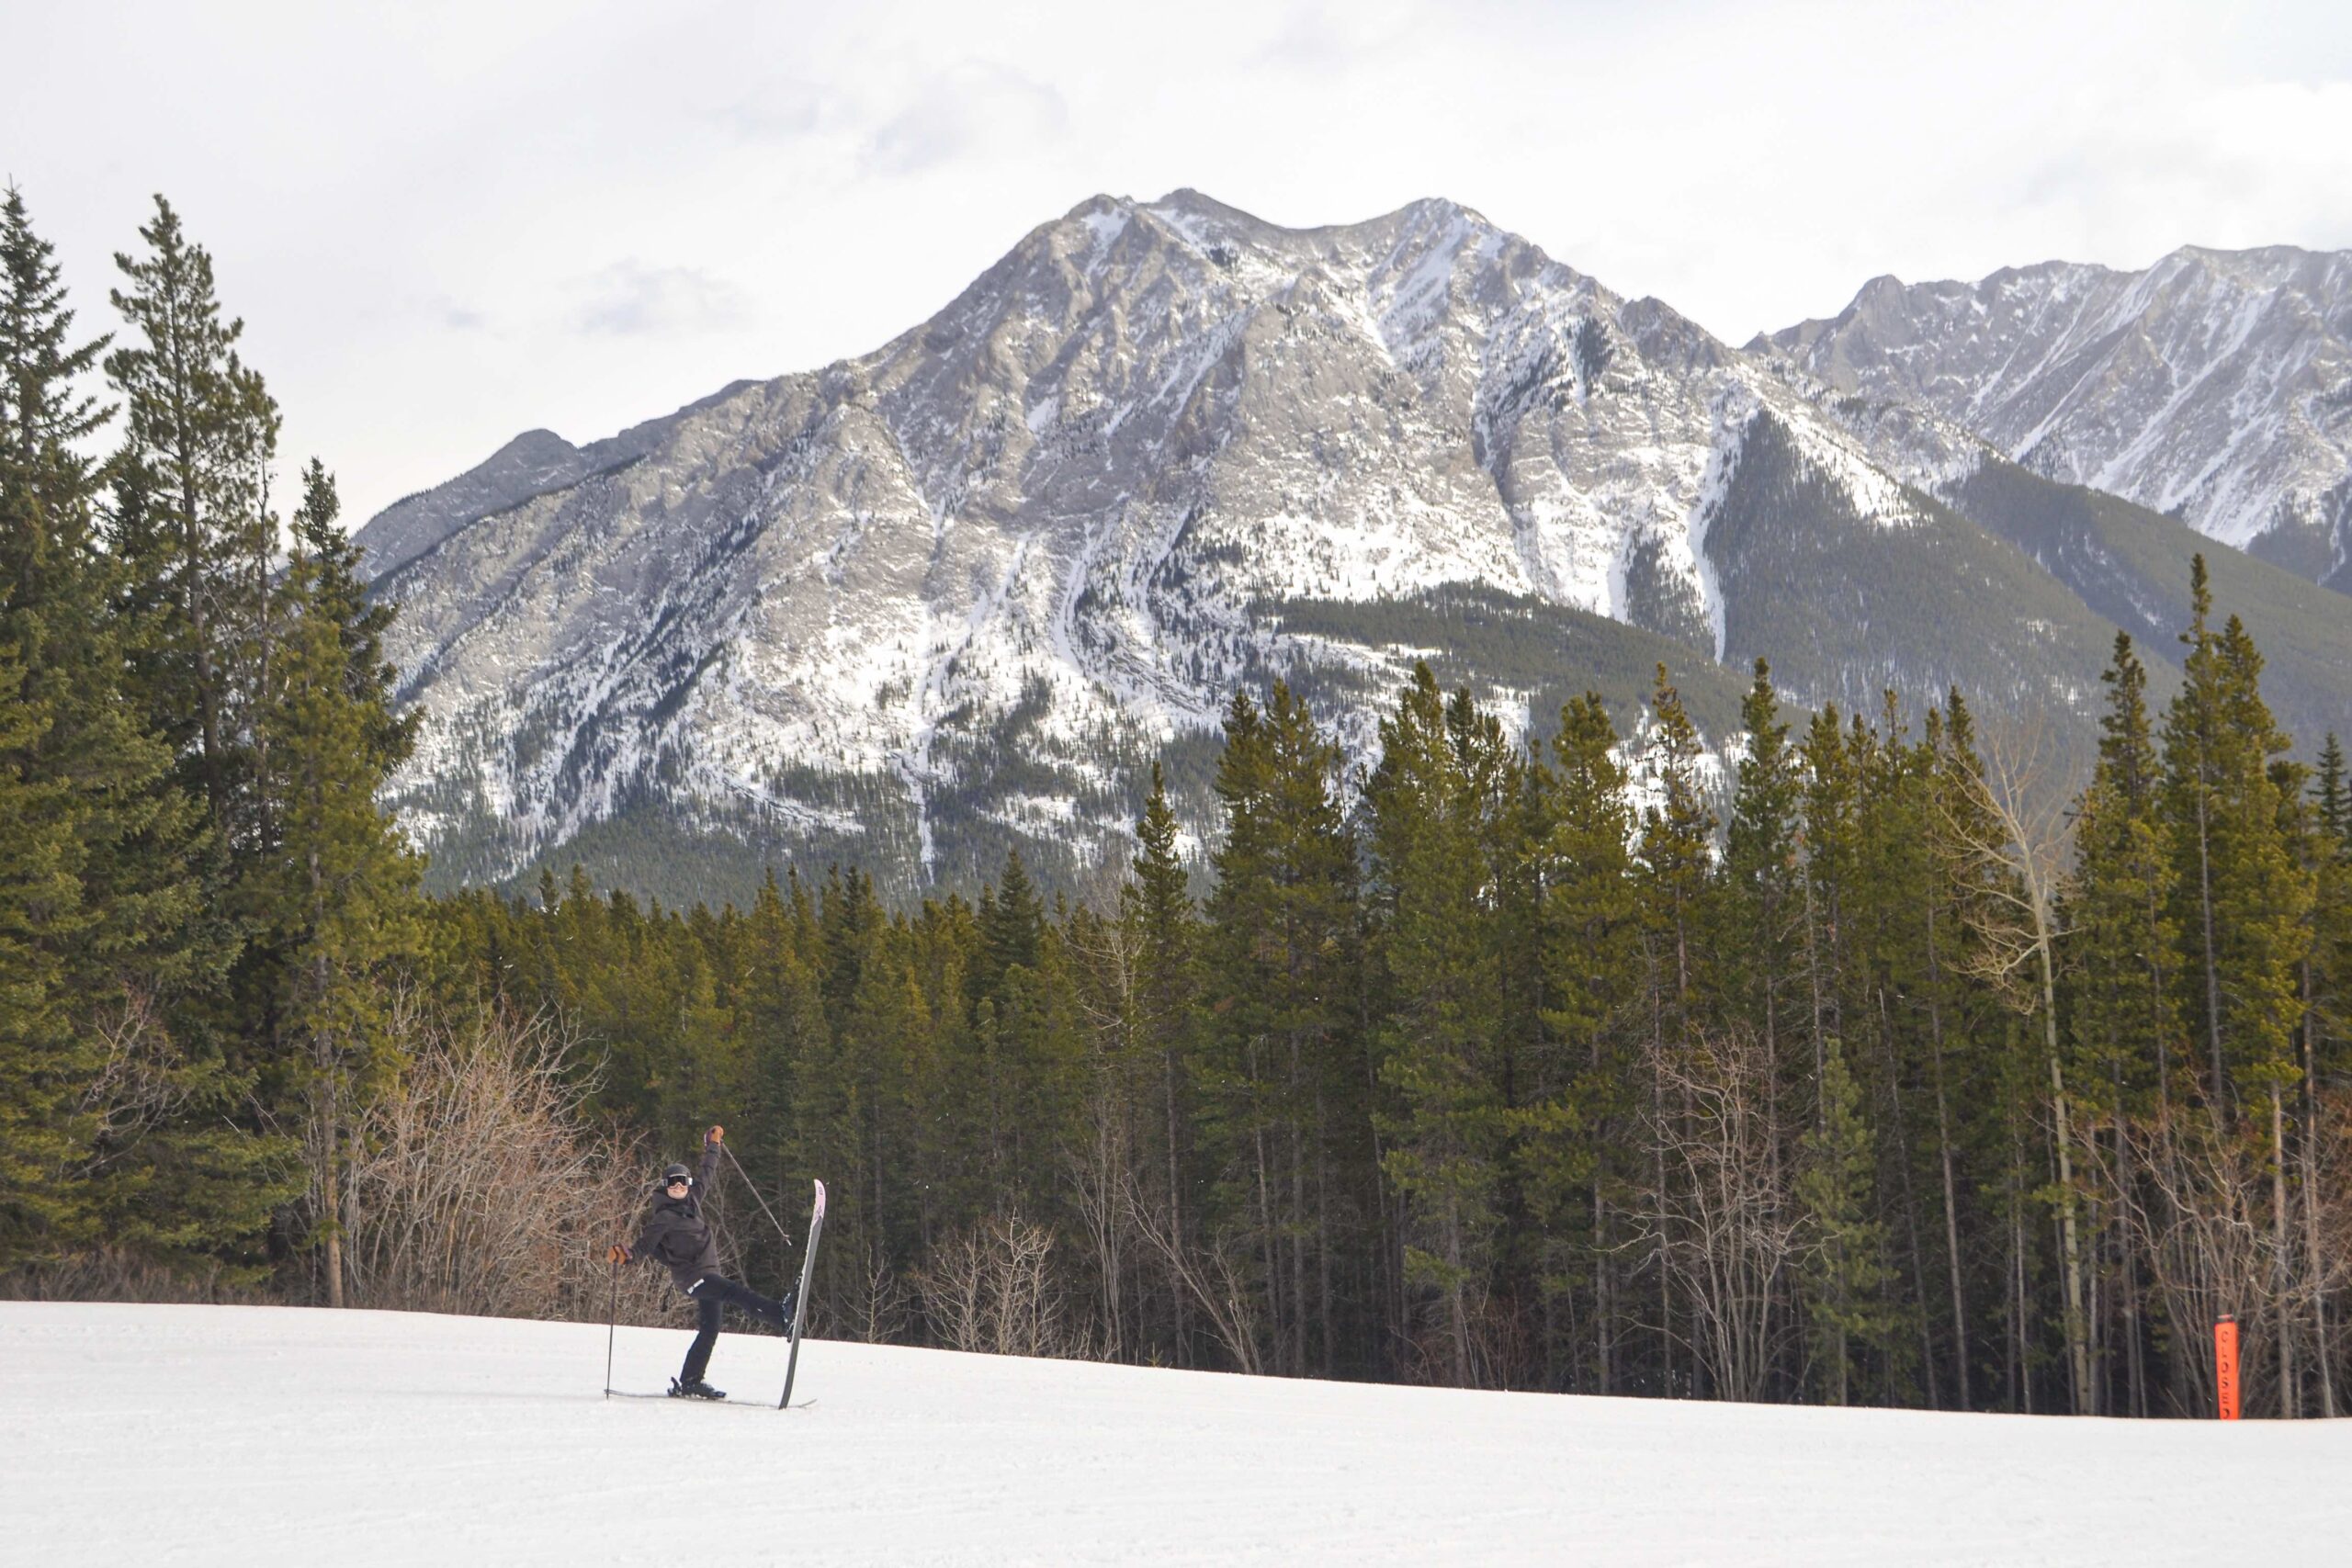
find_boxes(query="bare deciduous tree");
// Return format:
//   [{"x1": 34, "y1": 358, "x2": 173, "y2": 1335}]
[
  {"x1": 914, "y1": 1213, "x2": 1098, "y2": 1360},
  {"x1": 1938, "y1": 709, "x2": 2095, "y2": 1414},
  {"x1": 1633, "y1": 1024, "x2": 1803, "y2": 1401},
  {"x1": 1120, "y1": 1168, "x2": 1263, "y2": 1375},
  {"x1": 338, "y1": 1001, "x2": 669, "y2": 1325},
  {"x1": 2105, "y1": 1095, "x2": 2352, "y2": 1416}
]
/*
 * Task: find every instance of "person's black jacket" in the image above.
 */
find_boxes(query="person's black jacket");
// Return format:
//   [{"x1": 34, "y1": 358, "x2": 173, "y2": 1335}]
[{"x1": 628, "y1": 1142, "x2": 721, "y2": 1292}]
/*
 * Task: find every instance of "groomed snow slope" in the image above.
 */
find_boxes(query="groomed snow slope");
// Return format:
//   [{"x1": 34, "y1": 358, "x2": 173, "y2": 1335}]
[{"x1": 4, "y1": 1303, "x2": 2342, "y2": 1564}]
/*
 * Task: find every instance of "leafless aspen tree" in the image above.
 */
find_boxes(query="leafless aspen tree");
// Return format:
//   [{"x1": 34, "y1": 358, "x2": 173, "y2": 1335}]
[
  {"x1": 914, "y1": 1213, "x2": 1098, "y2": 1359},
  {"x1": 338, "y1": 1002, "x2": 671, "y2": 1325},
  {"x1": 1936, "y1": 708, "x2": 2094, "y2": 1414},
  {"x1": 1634, "y1": 1024, "x2": 1804, "y2": 1402}
]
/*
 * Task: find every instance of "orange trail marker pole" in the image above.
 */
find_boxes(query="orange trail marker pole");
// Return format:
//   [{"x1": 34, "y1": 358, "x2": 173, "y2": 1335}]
[{"x1": 2214, "y1": 1314, "x2": 2240, "y2": 1421}]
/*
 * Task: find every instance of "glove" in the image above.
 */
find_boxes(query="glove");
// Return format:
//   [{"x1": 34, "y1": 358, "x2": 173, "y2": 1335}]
[
  {"x1": 607, "y1": 1244, "x2": 630, "y2": 1266},
  {"x1": 707, "y1": 1124, "x2": 724, "y2": 1145}
]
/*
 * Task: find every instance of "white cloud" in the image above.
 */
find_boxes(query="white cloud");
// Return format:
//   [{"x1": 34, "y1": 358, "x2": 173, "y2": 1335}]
[
  {"x1": 573, "y1": 262, "x2": 752, "y2": 338},
  {"x1": 865, "y1": 62, "x2": 1069, "y2": 175}
]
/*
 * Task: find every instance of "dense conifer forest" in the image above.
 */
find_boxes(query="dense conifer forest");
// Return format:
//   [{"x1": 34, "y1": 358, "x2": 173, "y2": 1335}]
[{"x1": 6, "y1": 188, "x2": 2349, "y2": 1418}]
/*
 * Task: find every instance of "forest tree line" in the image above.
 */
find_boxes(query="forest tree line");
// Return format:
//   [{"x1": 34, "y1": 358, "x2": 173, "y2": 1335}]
[{"x1": 5, "y1": 189, "x2": 2350, "y2": 1417}]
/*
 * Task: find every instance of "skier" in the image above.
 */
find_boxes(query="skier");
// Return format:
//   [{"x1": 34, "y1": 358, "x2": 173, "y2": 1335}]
[{"x1": 608, "y1": 1124, "x2": 794, "y2": 1400}]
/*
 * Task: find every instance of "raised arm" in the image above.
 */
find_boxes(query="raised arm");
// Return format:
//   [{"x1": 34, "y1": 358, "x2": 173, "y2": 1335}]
[{"x1": 698, "y1": 1126, "x2": 723, "y2": 1195}]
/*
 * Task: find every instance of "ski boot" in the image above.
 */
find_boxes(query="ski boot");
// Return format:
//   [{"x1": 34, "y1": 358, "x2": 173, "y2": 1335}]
[{"x1": 668, "y1": 1376, "x2": 726, "y2": 1401}]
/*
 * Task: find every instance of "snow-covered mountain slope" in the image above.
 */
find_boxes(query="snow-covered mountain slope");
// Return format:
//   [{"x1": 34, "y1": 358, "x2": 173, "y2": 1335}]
[
  {"x1": 363, "y1": 190, "x2": 2165, "y2": 902},
  {"x1": 7, "y1": 1303, "x2": 2342, "y2": 1566},
  {"x1": 359, "y1": 382, "x2": 761, "y2": 580},
  {"x1": 1758, "y1": 246, "x2": 2352, "y2": 592},
  {"x1": 363, "y1": 195, "x2": 2352, "y2": 905}
]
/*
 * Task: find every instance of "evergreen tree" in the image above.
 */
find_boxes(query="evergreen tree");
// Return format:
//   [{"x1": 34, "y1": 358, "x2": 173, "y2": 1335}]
[
  {"x1": 258, "y1": 463, "x2": 426, "y2": 1305},
  {"x1": 1799, "y1": 1040, "x2": 1894, "y2": 1404},
  {"x1": 973, "y1": 849, "x2": 1045, "y2": 1009},
  {"x1": 2060, "y1": 635, "x2": 2177, "y2": 1416},
  {"x1": 1199, "y1": 682, "x2": 1365, "y2": 1377},
  {"x1": 2311, "y1": 737, "x2": 2352, "y2": 1088},
  {"x1": 1123, "y1": 763, "x2": 1201, "y2": 1361},
  {"x1": 0, "y1": 184, "x2": 107, "y2": 1261},
  {"x1": 1721, "y1": 660, "x2": 1804, "y2": 1091},
  {"x1": 1518, "y1": 693, "x2": 1636, "y2": 1391},
  {"x1": 2162, "y1": 557, "x2": 2312, "y2": 1111},
  {"x1": 104, "y1": 195, "x2": 281, "y2": 837},
  {"x1": 0, "y1": 187, "x2": 212, "y2": 1272},
  {"x1": 1365, "y1": 666, "x2": 1512, "y2": 1385},
  {"x1": 1800, "y1": 705, "x2": 1862, "y2": 1112},
  {"x1": 1634, "y1": 664, "x2": 1716, "y2": 1391}
]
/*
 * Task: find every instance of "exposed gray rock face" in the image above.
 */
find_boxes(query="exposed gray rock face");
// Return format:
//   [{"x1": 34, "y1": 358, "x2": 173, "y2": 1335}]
[
  {"x1": 362, "y1": 194, "x2": 2352, "y2": 905},
  {"x1": 1758, "y1": 247, "x2": 2352, "y2": 591},
  {"x1": 369, "y1": 190, "x2": 1959, "y2": 897},
  {"x1": 357, "y1": 383, "x2": 759, "y2": 577}
]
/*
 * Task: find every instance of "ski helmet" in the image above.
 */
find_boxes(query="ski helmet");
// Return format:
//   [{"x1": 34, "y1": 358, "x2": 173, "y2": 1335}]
[{"x1": 661, "y1": 1163, "x2": 693, "y2": 1187}]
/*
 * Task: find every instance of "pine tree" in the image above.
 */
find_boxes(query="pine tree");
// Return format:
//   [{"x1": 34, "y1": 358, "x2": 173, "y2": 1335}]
[
  {"x1": 2162, "y1": 557, "x2": 2313, "y2": 1111},
  {"x1": 1799, "y1": 705, "x2": 1861, "y2": 1113},
  {"x1": 1365, "y1": 666, "x2": 1512, "y2": 1385},
  {"x1": 1933, "y1": 689, "x2": 2095, "y2": 1413},
  {"x1": 2312, "y1": 737, "x2": 2352, "y2": 1088},
  {"x1": 735, "y1": 872, "x2": 831, "y2": 1293},
  {"x1": 0, "y1": 184, "x2": 105, "y2": 1262},
  {"x1": 1518, "y1": 692, "x2": 1637, "y2": 1391},
  {"x1": 1799, "y1": 1040, "x2": 1893, "y2": 1404},
  {"x1": 2158, "y1": 559, "x2": 2313, "y2": 1410},
  {"x1": 973, "y1": 849, "x2": 1045, "y2": 1009},
  {"x1": 2300, "y1": 737, "x2": 2350, "y2": 1414},
  {"x1": 2061, "y1": 634, "x2": 2177, "y2": 1416},
  {"x1": 0, "y1": 186, "x2": 210, "y2": 1271},
  {"x1": 1722, "y1": 660, "x2": 1803, "y2": 1089},
  {"x1": 1199, "y1": 682, "x2": 1364, "y2": 1377},
  {"x1": 1634, "y1": 664, "x2": 1716, "y2": 1392},
  {"x1": 104, "y1": 195, "x2": 280, "y2": 837},
  {"x1": 1914, "y1": 706, "x2": 1991, "y2": 1410},
  {"x1": 1123, "y1": 763, "x2": 1201, "y2": 1361},
  {"x1": 260, "y1": 463, "x2": 426, "y2": 1305}
]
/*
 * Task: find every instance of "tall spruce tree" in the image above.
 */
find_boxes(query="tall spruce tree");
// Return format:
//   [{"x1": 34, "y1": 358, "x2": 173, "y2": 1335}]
[
  {"x1": 1123, "y1": 763, "x2": 1201, "y2": 1361},
  {"x1": 2062, "y1": 634, "x2": 2177, "y2": 1416},
  {"x1": 1200, "y1": 683, "x2": 1365, "y2": 1377},
  {"x1": 0, "y1": 187, "x2": 212, "y2": 1272},
  {"x1": 1799, "y1": 1039, "x2": 1894, "y2": 1404},
  {"x1": 260, "y1": 463, "x2": 425, "y2": 1305},
  {"x1": 2158, "y1": 559, "x2": 2313, "y2": 1410},
  {"x1": 1519, "y1": 693, "x2": 1637, "y2": 1391},
  {"x1": 1634, "y1": 665, "x2": 1716, "y2": 1391},
  {"x1": 1365, "y1": 667, "x2": 1512, "y2": 1385},
  {"x1": 105, "y1": 195, "x2": 280, "y2": 848},
  {"x1": 0, "y1": 184, "x2": 108, "y2": 1261},
  {"x1": 2162, "y1": 557, "x2": 2312, "y2": 1111},
  {"x1": 1722, "y1": 660, "x2": 1803, "y2": 1098}
]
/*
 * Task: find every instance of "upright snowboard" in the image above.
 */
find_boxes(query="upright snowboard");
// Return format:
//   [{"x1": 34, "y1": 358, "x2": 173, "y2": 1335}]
[{"x1": 779, "y1": 1179, "x2": 825, "y2": 1409}]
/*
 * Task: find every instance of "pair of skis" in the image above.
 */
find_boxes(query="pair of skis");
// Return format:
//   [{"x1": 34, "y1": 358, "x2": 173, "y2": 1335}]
[{"x1": 608, "y1": 1177, "x2": 825, "y2": 1411}]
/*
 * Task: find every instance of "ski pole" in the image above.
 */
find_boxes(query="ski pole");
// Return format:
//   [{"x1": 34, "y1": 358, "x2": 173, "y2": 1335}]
[
  {"x1": 604, "y1": 1255, "x2": 618, "y2": 1400},
  {"x1": 718, "y1": 1139, "x2": 797, "y2": 1252}
]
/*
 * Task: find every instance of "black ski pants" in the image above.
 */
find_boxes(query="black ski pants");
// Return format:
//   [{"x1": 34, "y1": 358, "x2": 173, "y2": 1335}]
[{"x1": 680, "y1": 1274, "x2": 789, "y2": 1382}]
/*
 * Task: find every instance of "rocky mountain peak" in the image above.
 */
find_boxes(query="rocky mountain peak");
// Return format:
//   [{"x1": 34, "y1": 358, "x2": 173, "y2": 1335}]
[
  {"x1": 360, "y1": 194, "x2": 2352, "y2": 907},
  {"x1": 1758, "y1": 244, "x2": 2352, "y2": 588}
]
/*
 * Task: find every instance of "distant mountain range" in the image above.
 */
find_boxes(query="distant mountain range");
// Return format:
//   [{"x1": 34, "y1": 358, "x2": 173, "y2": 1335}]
[
  {"x1": 1758, "y1": 246, "x2": 2352, "y2": 590},
  {"x1": 357, "y1": 192, "x2": 2352, "y2": 906}
]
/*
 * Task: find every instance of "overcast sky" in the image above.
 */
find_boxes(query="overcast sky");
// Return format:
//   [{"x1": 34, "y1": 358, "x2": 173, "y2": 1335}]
[{"x1": 10, "y1": 0, "x2": 2352, "y2": 526}]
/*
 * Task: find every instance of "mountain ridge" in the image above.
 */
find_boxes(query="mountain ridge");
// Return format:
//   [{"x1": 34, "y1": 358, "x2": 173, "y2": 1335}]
[
  {"x1": 358, "y1": 193, "x2": 2352, "y2": 907},
  {"x1": 1754, "y1": 242, "x2": 2352, "y2": 591}
]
